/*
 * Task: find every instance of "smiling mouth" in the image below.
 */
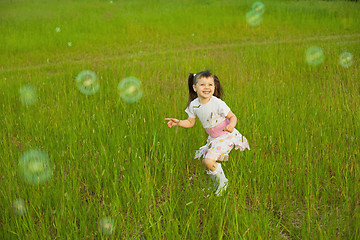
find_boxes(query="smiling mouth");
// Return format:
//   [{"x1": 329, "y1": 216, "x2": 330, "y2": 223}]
[{"x1": 202, "y1": 91, "x2": 211, "y2": 94}]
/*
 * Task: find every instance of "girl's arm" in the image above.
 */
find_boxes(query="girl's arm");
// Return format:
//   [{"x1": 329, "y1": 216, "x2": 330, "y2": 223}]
[
  {"x1": 224, "y1": 110, "x2": 237, "y2": 133},
  {"x1": 165, "y1": 117, "x2": 196, "y2": 128}
]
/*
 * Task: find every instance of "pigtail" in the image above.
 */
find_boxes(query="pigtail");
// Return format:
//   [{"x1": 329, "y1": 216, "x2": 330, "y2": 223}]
[
  {"x1": 213, "y1": 74, "x2": 223, "y2": 99},
  {"x1": 187, "y1": 73, "x2": 198, "y2": 107}
]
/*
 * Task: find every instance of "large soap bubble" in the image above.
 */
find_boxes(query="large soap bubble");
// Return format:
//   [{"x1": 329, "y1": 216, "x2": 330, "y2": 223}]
[
  {"x1": 339, "y1": 52, "x2": 353, "y2": 68},
  {"x1": 18, "y1": 149, "x2": 53, "y2": 185},
  {"x1": 99, "y1": 217, "x2": 114, "y2": 235},
  {"x1": 305, "y1": 46, "x2": 325, "y2": 66},
  {"x1": 76, "y1": 70, "x2": 100, "y2": 95},
  {"x1": 252, "y1": 1, "x2": 265, "y2": 14},
  {"x1": 19, "y1": 84, "x2": 38, "y2": 106},
  {"x1": 13, "y1": 199, "x2": 27, "y2": 215},
  {"x1": 118, "y1": 77, "x2": 143, "y2": 103},
  {"x1": 246, "y1": 10, "x2": 263, "y2": 27}
]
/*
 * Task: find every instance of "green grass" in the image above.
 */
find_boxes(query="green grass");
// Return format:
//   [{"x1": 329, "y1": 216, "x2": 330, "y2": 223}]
[{"x1": 1, "y1": 0, "x2": 359, "y2": 239}]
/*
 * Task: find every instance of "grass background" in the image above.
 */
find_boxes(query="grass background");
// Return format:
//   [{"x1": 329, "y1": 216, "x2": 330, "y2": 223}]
[{"x1": 1, "y1": 0, "x2": 359, "y2": 239}]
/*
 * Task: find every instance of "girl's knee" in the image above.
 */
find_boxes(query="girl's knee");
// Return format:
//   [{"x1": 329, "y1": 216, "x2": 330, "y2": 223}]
[
  {"x1": 203, "y1": 158, "x2": 217, "y2": 170},
  {"x1": 203, "y1": 158, "x2": 212, "y2": 165}
]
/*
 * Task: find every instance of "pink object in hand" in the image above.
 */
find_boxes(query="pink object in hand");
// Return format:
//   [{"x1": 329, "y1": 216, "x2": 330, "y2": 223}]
[{"x1": 205, "y1": 119, "x2": 229, "y2": 138}]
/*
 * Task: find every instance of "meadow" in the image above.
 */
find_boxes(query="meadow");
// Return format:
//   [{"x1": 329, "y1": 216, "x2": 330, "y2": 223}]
[{"x1": 0, "y1": 0, "x2": 359, "y2": 239}]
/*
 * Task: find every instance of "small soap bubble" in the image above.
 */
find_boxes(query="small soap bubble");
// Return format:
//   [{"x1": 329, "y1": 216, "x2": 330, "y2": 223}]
[
  {"x1": 305, "y1": 46, "x2": 325, "y2": 66},
  {"x1": 19, "y1": 84, "x2": 38, "y2": 106},
  {"x1": 67, "y1": 42, "x2": 72, "y2": 47},
  {"x1": 252, "y1": 1, "x2": 265, "y2": 14},
  {"x1": 118, "y1": 77, "x2": 143, "y2": 103},
  {"x1": 18, "y1": 149, "x2": 53, "y2": 185},
  {"x1": 76, "y1": 70, "x2": 100, "y2": 95},
  {"x1": 55, "y1": 27, "x2": 61, "y2": 33},
  {"x1": 99, "y1": 217, "x2": 114, "y2": 235},
  {"x1": 192, "y1": 33, "x2": 195, "y2": 37},
  {"x1": 339, "y1": 52, "x2": 353, "y2": 68},
  {"x1": 246, "y1": 10, "x2": 263, "y2": 27},
  {"x1": 13, "y1": 199, "x2": 26, "y2": 215}
]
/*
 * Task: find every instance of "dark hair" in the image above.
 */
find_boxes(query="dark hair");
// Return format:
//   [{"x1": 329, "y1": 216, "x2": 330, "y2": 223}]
[{"x1": 187, "y1": 70, "x2": 223, "y2": 106}]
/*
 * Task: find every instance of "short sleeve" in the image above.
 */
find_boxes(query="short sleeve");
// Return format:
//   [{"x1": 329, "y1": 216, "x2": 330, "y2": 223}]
[
  {"x1": 185, "y1": 105, "x2": 196, "y2": 118},
  {"x1": 217, "y1": 99, "x2": 231, "y2": 118}
]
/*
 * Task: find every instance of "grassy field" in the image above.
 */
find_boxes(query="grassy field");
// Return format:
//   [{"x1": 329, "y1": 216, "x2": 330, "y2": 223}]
[{"x1": 1, "y1": 0, "x2": 359, "y2": 239}]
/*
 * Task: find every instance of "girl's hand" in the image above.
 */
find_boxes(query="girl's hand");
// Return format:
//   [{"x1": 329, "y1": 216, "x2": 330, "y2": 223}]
[
  {"x1": 224, "y1": 124, "x2": 234, "y2": 133},
  {"x1": 165, "y1": 118, "x2": 180, "y2": 128}
]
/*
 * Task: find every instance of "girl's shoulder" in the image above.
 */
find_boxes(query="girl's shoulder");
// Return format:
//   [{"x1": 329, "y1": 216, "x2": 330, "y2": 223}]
[
  {"x1": 211, "y1": 96, "x2": 220, "y2": 101},
  {"x1": 189, "y1": 98, "x2": 200, "y2": 107},
  {"x1": 211, "y1": 96, "x2": 225, "y2": 104},
  {"x1": 211, "y1": 96, "x2": 230, "y2": 108}
]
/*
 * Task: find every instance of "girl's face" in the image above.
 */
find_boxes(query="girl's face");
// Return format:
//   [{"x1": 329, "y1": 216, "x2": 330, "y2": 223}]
[{"x1": 193, "y1": 76, "x2": 215, "y2": 101}]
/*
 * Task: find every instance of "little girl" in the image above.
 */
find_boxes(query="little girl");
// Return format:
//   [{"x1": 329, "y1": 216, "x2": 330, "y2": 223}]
[{"x1": 165, "y1": 70, "x2": 250, "y2": 196}]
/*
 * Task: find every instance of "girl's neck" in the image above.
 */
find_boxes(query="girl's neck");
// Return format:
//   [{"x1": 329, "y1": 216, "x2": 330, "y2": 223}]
[{"x1": 198, "y1": 96, "x2": 212, "y2": 105}]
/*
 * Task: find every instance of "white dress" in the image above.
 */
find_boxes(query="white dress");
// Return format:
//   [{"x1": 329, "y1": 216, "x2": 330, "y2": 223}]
[{"x1": 185, "y1": 96, "x2": 250, "y2": 161}]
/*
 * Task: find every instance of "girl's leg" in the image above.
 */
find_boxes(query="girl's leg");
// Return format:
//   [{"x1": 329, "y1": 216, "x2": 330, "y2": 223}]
[
  {"x1": 203, "y1": 158, "x2": 228, "y2": 196},
  {"x1": 202, "y1": 158, "x2": 218, "y2": 171}
]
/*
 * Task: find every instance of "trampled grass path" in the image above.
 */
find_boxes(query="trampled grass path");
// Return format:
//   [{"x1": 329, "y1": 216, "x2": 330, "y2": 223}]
[{"x1": 2, "y1": 32, "x2": 359, "y2": 73}]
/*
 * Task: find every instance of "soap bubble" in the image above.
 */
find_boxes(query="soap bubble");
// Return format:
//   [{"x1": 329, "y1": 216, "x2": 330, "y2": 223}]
[
  {"x1": 13, "y1": 199, "x2": 26, "y2": 215},
  {"x1": 67, "y1": 42, "x2": 72, "y2": 47},
  {"x1": 252, "y1": 1, "x2": 265, "y2": 14},
  {"x1": 99, "y1": 217, "x2": 114, "y2": 235},
  {"x1": 19, "y1": 84, "x2": 38, "y2": 106},
  {"x1": 55, "y1": 27, "x2": 61, "y2": 33},
  {"x1": 19, "y1": 149, "x2": 53, "y2": 185},
  {"x1": 118, "y1": 77, "x2": 143, "y2": 103},
  {"x1": 76, "y1": 70, "x2": 100, "y2": 95},
  {"x1": 246, "y1": 10, "x2": 263, "y2": 27},
  {"x1": 339, "y1": 52, "x2": 353, "y2": 68},
  {"x1": 305, "y1": 46, "x2": 324, "y2": 66}
]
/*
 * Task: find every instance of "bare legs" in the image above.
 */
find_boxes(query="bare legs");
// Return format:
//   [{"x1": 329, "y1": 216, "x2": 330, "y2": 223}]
[
  {"x1": 202, "y1": 158, "x2": 218, "y2": 171},
  {"x1": 203, "y1": 158, "x2": 228, "y2": 196}
]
